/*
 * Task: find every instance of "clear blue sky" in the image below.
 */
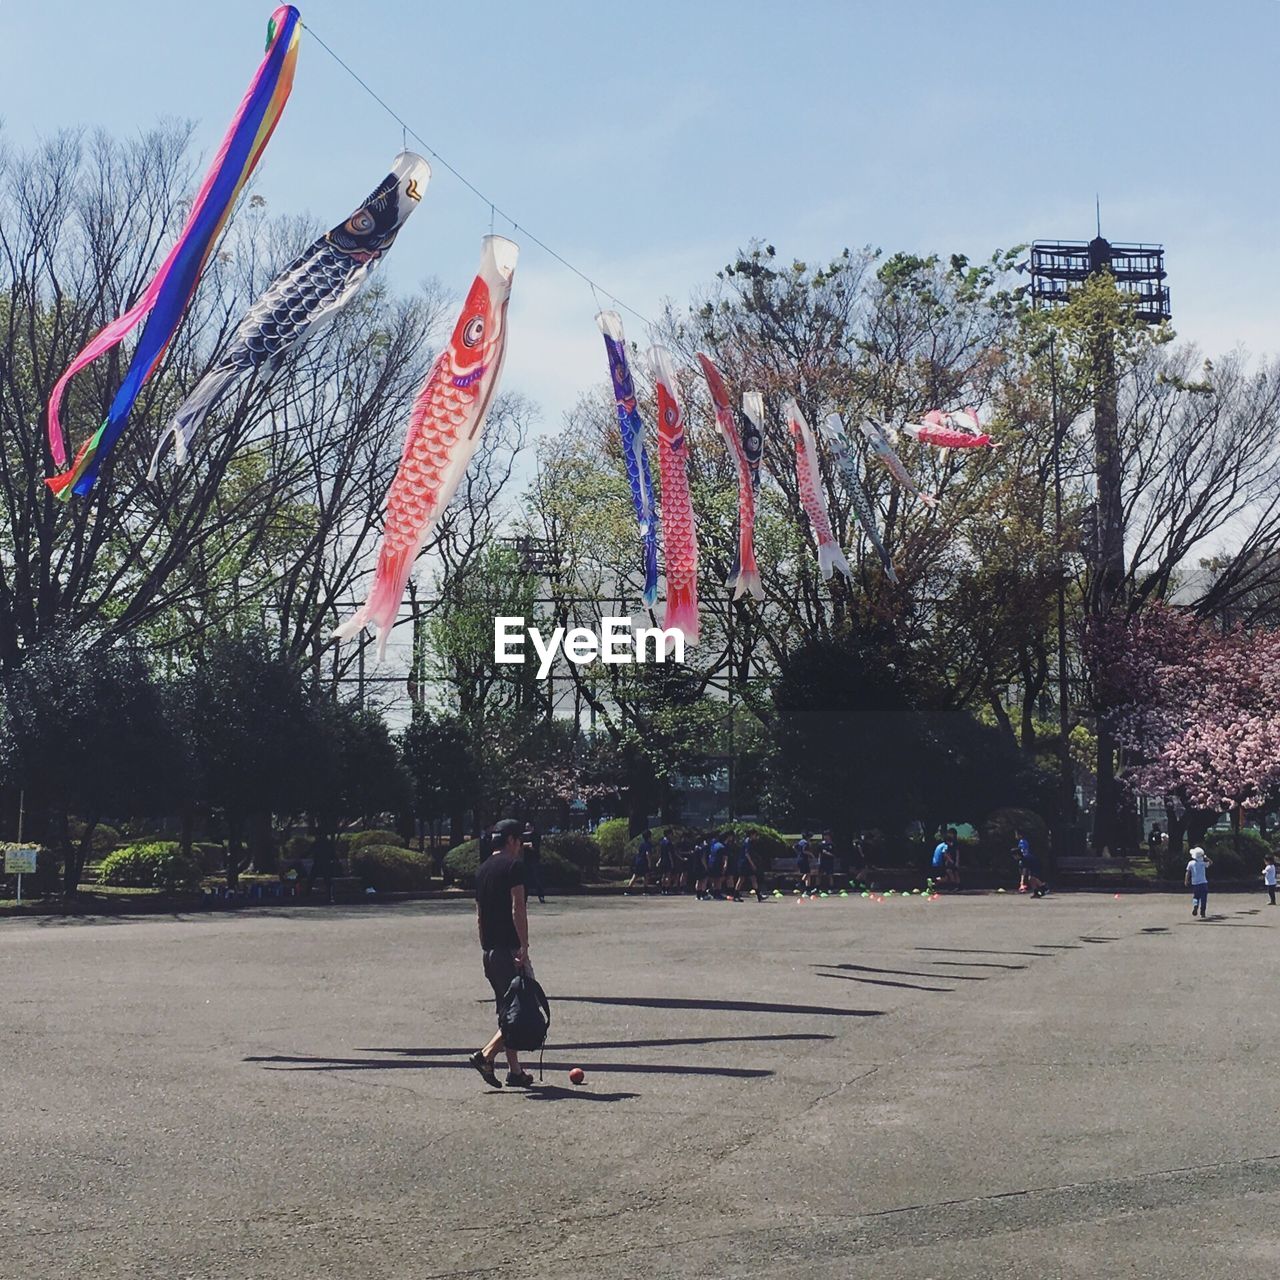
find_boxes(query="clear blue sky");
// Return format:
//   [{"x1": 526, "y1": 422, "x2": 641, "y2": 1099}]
[{"x1": 3, "y1": 0, "x2": 1277, "y2": 429}]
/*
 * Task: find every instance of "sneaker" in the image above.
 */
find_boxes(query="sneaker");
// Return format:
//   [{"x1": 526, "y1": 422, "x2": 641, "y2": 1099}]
[
  {"x1": 468, "y1": 1051, "x2": 501, "y2": 1089},
  {"x1": 506, "y1": 1070, "x2": 534, "y2": 1088}
]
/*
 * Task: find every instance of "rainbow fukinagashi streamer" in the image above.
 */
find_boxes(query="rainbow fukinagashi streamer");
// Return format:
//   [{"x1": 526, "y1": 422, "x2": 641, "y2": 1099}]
[{"x1": 46, "y1": 5, "x2": 302, "y2": 498}]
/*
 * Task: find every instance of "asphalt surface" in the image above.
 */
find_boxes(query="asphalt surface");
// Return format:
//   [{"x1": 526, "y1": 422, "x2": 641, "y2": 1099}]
[{"x1": 3, "y1": 888, "x2": 1278, "y2": 1279}]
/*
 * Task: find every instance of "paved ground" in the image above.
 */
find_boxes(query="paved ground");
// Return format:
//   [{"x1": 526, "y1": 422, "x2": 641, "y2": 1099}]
[{"x1": 3, "y1": 888, "x2": 1278, "y2": 1279}]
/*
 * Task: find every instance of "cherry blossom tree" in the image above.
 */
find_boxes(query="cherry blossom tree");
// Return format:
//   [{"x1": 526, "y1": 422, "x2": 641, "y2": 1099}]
[{"x1": 1095, "y1": 604, "x2": 1280, "y2": 852}]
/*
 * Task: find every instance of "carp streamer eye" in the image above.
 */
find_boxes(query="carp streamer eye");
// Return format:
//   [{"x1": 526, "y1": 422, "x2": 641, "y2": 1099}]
[
  {"x1": 462, "y1": 316, "x2": 485, "y2": 347},
  {"x1": 346, "y1": 209, "x2": 375, "y2": 236},
  {"x1": 666, "y1": 407, "x2": 677, "y2": 426}
]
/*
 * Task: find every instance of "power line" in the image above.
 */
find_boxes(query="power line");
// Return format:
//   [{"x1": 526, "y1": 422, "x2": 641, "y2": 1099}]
[{"x1": 301, "y1": 21, "x2": 656, "y2": 332}]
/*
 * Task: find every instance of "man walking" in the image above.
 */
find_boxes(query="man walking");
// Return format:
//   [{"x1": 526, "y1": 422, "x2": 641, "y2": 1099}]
[{"x1": 469, "y1": 819, "x2": 535, "y2": 1089}]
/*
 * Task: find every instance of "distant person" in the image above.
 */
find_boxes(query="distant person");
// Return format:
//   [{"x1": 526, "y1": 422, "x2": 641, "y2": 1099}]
[
  {"x1": 468, "y1": 819, "x2": 534, "y2": 1089},
  {"x1": 734, "y1": 832, "x2": 765, "y2": 902},
  {"x1": 1149, "y1": 823, "x2": 1164, "y2": 853},
  {"x1": 931, "y1": 833, "x2": 948, "y2": 889},
  {"x1": 707, "y1": 833, "x2": 728, "y2": 899},
  {"x1": 847, "y1": 836, "x2": 869, "y2": 889},
  {"x1": 1263, "y1": 853, "x2": 1276, "y2": 906},
  {"x1": 478, "y1": 825, "x2": 495, "y2": 861},
  {"x1": 691, "y1": 840, "x2": 709, "y2": 899},
  {"x1": 522, "y1": 822, "x2": 545, "y2": 905},
  {"x1": 626, "y1": 829, "x2": 652, "y2": 894},
  {"x1": 656, "y1": 831, "x2": 675, "y2": 894},
  {"x1": 796, "y1": 833, "x2": 812, "y2": 896},
  {"x1": 818, "y1": 831, "x2": 836, "y2": 893},
  {"x1": 1186, "y1": 846, "x2": 1212, "y2": 919},
  {"x1": 1014, "y1": 829, "x2": 1047, "y2": 898},
  {"x1": 943, "y1": 828, "x2": 961, "y2": 891}
]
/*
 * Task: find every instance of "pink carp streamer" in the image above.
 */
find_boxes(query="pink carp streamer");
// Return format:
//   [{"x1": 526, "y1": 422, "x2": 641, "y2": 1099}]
[
  {"x1": 860, "y1": 419, "x2": 939, "y2": 508},
  {"x1": 647, "y1": 346, "x2": 700, "y2": 643},
  {"x1": 903, "y1": 407, "x2": 997, "y2": 450},
  {"x1": 334, "y1": 235, "x2": 518, "y2": 659},
  {"x1": 697, "y1": 354, "x2": 763, "y2": 601},
  {"x1": 783, "y1": 398, "x2": 850, "y2": 583}
]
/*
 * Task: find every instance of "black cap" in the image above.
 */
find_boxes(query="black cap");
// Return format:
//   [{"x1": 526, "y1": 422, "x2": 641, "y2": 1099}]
[{"x1": 493, "y1": 819, "x2": 523, "y2": 844}]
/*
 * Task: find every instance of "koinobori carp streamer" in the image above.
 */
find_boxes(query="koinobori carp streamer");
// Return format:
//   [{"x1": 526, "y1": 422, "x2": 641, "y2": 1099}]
[
  {"x1": 698, "y1": 354, "x2": 763, "y2": 601},
  {"x1": 596, "y1": 311, "x2": 659, "y2": 608},
  {"x1": 46, "y1": 5, "x2": 302, "y2": 495},
  {"x1": 647, "y1": 346, "x2": 700, "y2": 643},
  {"x1": 150, "y1": 151, "x2": 431, "y2": 478},
  {"x1": 784, "y1": 398, "x2": 850, "y2": 582},
  {"x1": 818, "y1": 413, "x2": 898, "y2": 584},
  {"x1": 335, "y1": 235, "x2": 518, "y2": 659}
]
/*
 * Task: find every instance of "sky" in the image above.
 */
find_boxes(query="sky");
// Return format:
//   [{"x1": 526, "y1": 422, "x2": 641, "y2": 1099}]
[{"x1": 2, "y1": 0, "x2": 1278, "y2": 436}]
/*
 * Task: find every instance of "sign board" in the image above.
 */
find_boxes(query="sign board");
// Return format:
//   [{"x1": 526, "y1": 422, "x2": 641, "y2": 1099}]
[{"x1": 4, "y1": 847, "x2": 38, "y2": 875}]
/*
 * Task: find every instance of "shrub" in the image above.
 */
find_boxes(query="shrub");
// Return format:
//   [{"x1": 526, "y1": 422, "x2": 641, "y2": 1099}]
[
  {"x1": 977, "y1": 808, "x2": 1050, "y2": 874},
  {"x1": 444, "y1": 840, "x2": 581, "y2": 891},
  {"x1": 1202, "y1": 832, "x2": 1272, "y2": 881},
  {"x1": 98, "y1": 842, "x2": 201, "y2": 889},
  {"x1": 544, "y1": 833, "x2": 600, "y2": 879},
  {"x1": 444, "y1": 839, "x2": 481, "y2": 886},
  {"x1": 67, "y1": 820, "x2": 122, "y2": 855},
  {"x1": 340, "y1": 828, "x2": 407, "y2": 855},
  {"x1": 349, "y1": 845, "x2": 432, "y2": 892},
  {"x1": 595, "y1": 818, "x2": 631, "y2": 867}
]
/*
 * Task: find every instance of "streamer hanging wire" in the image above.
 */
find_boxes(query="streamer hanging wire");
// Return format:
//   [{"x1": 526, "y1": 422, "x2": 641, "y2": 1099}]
[{"x1": 302, "y1": 20, "x2": 653, "y2": 330}]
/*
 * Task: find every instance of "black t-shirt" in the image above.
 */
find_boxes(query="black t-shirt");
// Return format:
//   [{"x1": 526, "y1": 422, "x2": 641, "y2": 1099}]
[{"x1": 475, "y1": 853, "x2": 526, "y2": 951}]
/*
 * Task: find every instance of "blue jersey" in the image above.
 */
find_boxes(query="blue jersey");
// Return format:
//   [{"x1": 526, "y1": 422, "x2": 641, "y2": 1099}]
[{"x1": 932, "y1": 842, "x2": 948, "y2": 868}]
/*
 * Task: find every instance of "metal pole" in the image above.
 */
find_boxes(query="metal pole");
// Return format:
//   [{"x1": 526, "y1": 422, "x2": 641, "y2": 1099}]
[{"x1": 17, "y1": 789, "x2": 24, "y2": 844}]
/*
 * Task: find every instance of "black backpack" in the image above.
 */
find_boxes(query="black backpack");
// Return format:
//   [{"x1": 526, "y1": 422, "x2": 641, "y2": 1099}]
[{"x1": 499, "y1": 970, "x2": 551, "y2": 1052}]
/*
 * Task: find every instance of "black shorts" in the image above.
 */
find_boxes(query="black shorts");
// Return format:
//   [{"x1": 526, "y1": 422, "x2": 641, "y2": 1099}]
[
  {"x1": 819, "y1": 857, "x2": 834, "y2": 874},
  {"x1": 483, "y1": 948, "x2": 519, "y2": 1017}
]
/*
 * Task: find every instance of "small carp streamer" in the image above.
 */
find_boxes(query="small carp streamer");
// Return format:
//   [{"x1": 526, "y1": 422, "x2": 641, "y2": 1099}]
[
  {"x1": 46, "y1": 5, "x2": 302, "y2": 495},
  {"x1": 818, "y1": 414, "x2": 898, "y2": 584},
  {"x1": 595, "y1": 311, "x2": 659, "y2": 607},
  {"x1": 697, "y1": 354, "x2": 763, "y2": 601},
  {"x1": 647, "y1": 346, "x2": 699, "y2": 643},
  {"x1": 150, "y1": 152, "x2": 431, "y2": 478},
  {"x1": 902, "y1": 407, "x2": 997, "y2": 451},
  {"x1": 860, "y1": 419, "x2": 939, "y2": 508},
  {"x1": 335, "y1": 235, "x2": 518, "y2": 659},
  {"x1": 783, "y1": 399, "x2": 850, "y2": 582}
]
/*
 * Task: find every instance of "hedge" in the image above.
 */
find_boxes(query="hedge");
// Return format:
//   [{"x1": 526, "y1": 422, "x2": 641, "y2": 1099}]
[
  {"x1": 544, "y1": 832, "x2": 600, "y2": 879},
  {"x1": 97, "y1": 842, "x2": 201, "y2": 889},
  {"x1": 444, "y1": 840, "x2": 581, "y2": 891},
  {"x1": 349, "y1": 845, "x2": 432, "y2": 892},
  {"x1": 340, "y1": 829, "x2": 409, "y2": 855},
  {"x1": 595, "y1": 818, "x2": 631, "y2": 867}
]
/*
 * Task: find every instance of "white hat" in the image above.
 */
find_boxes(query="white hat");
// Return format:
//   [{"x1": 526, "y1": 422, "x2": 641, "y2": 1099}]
[{"x1": 1190, "y1": 847, "x2": 1206, "y2": 861}]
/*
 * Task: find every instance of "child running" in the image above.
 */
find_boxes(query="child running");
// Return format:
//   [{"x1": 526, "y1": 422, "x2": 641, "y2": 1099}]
[{"x1": 1263, "y1": 853, "x2": 1276, "y2": 906}]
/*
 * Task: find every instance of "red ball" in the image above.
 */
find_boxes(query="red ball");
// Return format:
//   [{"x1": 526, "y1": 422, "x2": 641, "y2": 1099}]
[{"x1": 569, "y1": 1067, "x2": 585, "y2": 1085}]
